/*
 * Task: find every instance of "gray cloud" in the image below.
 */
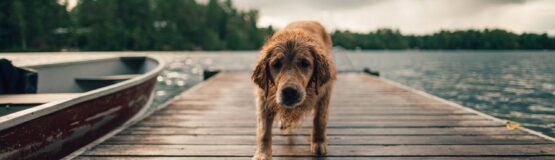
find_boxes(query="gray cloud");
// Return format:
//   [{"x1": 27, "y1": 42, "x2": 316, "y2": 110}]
[
  {"x1": 233, "y1": 0, "x2": 384, "y2": 10},
  {"x1": 230, "y1": 0, "x2": 555, "y2": 35},
  {"x1": 483, "y1": 0, "x2": 528, "y2": 4}
]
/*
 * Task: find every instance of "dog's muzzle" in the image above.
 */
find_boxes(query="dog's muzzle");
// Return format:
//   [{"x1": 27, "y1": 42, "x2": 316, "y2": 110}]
[{"x1": 279, "y1": 86, "x2": 302, "y2": 108}]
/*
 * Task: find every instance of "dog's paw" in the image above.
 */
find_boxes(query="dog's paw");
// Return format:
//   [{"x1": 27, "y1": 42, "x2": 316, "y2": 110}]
[
  {"x1": 252, "y1": 153, "x2": 272, "y2": 160},
  {"x1": 311, "y1": 141, "x2": 328, "y2": 156}
]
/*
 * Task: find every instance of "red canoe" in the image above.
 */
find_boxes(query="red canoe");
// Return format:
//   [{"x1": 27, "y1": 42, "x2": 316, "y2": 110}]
[{"x1": 0, "y1": 56, "x2": 165, "y2": 159}]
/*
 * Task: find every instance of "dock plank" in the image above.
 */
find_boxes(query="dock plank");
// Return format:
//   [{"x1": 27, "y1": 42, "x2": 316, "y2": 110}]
[
  {"x1": 76, "y1": 157, "x2": 555, "y2": 160},
  {"x1": 78, "y1": 72, "x2": 555, "y2": 159},
  {"x1": 104, "y1": 135, "x2": 551, "y2": 145},
  {"x1": 143, "y1": 114, "x2": 489, "y2": 121},
  {"x1": 133, "y1": 120, "x2": 502, "y2": 128},
  {"x1": 121, "y1": 127, "x2": 528, "y2": 136},
  {"x1": 82, "y1": 144, "x2": 555, "y2": 156}
]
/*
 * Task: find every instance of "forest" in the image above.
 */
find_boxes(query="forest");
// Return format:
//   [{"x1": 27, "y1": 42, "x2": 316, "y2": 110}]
[
  {"x1": 1, "y1": 0, "x2": 554, "y2": 52},
  {"x1": 333, "y1": 29, "x2": 555, "y2": 50}
]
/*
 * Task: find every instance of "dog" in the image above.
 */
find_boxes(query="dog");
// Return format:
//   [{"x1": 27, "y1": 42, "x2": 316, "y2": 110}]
[{"x1": 251, "y1": 21, "x2": 336, "y2": 160}]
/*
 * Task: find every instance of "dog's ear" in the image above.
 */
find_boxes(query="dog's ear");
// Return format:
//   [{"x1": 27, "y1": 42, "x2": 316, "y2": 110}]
[
  {"x1": 309, "y1": 47, "x2": 331, "y2": 95},
  {"x1": 252, "y1": 50, "x2": 275, "y2": 96}
]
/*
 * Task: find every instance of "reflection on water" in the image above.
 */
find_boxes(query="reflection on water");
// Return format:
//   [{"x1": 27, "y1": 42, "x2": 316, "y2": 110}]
[
  {"x1": 148, "y1": 53, "x2": 258, "y2": 112},
  {"x1": 344, "y1": 51, "x2": 555, "y2": 137},
  {"x1": 152, "y1": 51, "x2": 555, "y2": 138},
  {"x1": 149, "y1": 57, "x2": 203, "y2": 111}
]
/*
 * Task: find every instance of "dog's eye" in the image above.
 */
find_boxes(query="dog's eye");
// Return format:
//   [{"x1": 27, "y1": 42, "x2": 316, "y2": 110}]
[
  {"x1": 299, "y1": 59, "x2": 310, "y2": 68},
  {"x1": 272, "y1": 61, "x2": 282, "y2": 69}
]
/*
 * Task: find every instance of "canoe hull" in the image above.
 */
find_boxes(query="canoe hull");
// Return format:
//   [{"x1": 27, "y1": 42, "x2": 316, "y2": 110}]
[{"x1": 0, "y1": 78, "x2": 157, "y2": 159}]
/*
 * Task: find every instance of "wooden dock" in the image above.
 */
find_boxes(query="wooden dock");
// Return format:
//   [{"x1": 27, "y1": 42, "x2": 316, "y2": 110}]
[{"x1": 76, "y1": 72, "x2": 555, "y2": 159}]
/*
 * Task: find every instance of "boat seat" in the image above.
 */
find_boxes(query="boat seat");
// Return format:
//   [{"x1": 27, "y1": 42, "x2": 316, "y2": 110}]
[
  {"x1": 75, "y1": 74, "x2": 141, "y2": 91},
  {"x1": 75, "y1": 74, "x2": 141, "y2": 82},
  {"x1": 0, "y1": 93, "x2": 81, "y2": 105}
]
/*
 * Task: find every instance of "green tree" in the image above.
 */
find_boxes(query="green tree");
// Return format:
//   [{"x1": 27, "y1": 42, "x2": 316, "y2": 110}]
[
  {"x1": 332, "y1": 28, "x2": 555, "y2": 50},
  {"x1": 0, "y1": 0, "x2": 70, "y2": 51}
]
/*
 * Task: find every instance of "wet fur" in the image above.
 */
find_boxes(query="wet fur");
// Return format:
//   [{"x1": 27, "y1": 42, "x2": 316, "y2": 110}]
[{"x1": 251, "y1": 21, "x2": 336, "y2": 160}]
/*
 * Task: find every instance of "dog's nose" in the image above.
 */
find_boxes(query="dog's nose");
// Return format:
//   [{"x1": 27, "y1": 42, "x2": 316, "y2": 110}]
[{"x1": 281, "y1": 87, "x2": 300, "y2": 106}]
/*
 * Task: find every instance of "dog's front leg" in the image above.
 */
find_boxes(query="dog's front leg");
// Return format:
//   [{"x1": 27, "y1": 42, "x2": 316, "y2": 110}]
[
  {"x1": 311, "y1": 91, "x2": 330, "y2": 155},
  {"x1": 253, "y1": 101, "x2": 275, "y2": 160}
]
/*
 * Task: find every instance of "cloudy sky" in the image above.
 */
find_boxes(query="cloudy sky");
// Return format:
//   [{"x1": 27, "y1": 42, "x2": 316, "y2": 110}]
[{"x1": 230, "y1": 0, "x2": 555, "y2": 35}]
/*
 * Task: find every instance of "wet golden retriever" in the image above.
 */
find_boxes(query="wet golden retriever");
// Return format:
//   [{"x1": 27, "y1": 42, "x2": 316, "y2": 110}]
[{"x1": 251, "y1": 21, "x2": 336, "y2": 159}]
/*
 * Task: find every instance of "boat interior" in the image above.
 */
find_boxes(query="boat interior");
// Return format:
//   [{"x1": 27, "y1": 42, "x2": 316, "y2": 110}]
[{"x1": 0, "y1": 57, "x2": 158, "y2": 116}]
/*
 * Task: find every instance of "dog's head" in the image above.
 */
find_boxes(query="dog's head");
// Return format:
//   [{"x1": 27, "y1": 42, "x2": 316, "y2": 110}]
[{"x1": 252, "y1": 31, "x2": 332, "y2": 109}]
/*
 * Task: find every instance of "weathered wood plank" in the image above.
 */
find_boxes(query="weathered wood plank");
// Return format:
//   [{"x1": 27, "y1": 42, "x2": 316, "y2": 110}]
[
  {"x1": 137, "y1": 118, "x2": 495, "y2": 127},
  {"x1": 83, "y1": 144, "x2": 555, "y2": 156},
  {"x1": 142, "y1": 115, "x2": 489, "y2": 122},
  {"x1": 154, "y1": 112, "x2": 476, "y2": 117},
  {"x1": 152, "y1": 114, "x2": 486, "y2": 119},
  {"x1": 160, "y1": 105, "x2": 462, "y2": 111},
  {"x1": 104, "y1": 135, "x2": 551, "y2": 145},
  {"x1": 160, "y1": 108, "x2": 466, "y2": 115},
  {"x1": 133, "y1": 120, "x2": 502, "y2": 128},
  {"x1": 122, "y1": 127, "x2": 527, "y2": 136},
  {"x1": 76, "y1": 156, "x2": 555, "y2": 160}
]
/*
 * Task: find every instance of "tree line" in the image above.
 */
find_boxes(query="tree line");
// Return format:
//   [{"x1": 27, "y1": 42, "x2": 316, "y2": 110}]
[
  {"x1": 1, "y1": 0, "x2": 553, "y2": 52},
  {"x1": 1, "y1": 0, "x2": 272, "y2": 51},
  {"x1": 333, "y1": 29, "x2": 555, "y2": 50}
]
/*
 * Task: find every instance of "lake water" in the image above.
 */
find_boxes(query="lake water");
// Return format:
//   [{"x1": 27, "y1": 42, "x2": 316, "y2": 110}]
[
  {"x1": 345, "y1": 51, "x2": 555, "y2": 137},
  {"x1": 2, "y1": 51, "x2": 554, "y2": 138}
]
